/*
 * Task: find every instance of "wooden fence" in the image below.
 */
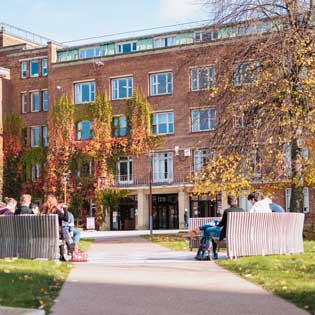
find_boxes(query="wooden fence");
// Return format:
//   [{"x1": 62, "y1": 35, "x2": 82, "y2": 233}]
[
  {"x1": 0, "y1": 215, "x2": 59, "y2": 259},
  {"x1": 227, "y1": 212, "x2": 304, "y2": 258}
]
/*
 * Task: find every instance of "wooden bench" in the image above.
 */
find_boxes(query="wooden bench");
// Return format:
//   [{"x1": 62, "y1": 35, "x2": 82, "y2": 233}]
[
  {"x1": 226, "y1": 212, "x2": 304, "y2": 258},
  {"x1": 0, "y1": 214, "x2": 59, "y2": 259},
  {"x1": 189, "y1": 213, "x2": 304, "y2": 258},
  {"x1": 188, "y1": 217, "x2": 220, "y2": 251}
]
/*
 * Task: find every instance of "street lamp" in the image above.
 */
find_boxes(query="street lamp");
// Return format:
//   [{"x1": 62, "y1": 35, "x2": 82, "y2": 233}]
[
  {"x1": 148, "y1": 153, "x2": 153, "y2": 235},
  {"x1": 62, "y1": 171, "x2": 71, "y2": 204}
]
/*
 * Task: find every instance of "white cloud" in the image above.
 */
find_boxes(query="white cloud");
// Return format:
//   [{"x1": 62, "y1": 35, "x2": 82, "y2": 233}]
[{"x1": 158, "y1": 0, "x2": 202, "y2": 23}]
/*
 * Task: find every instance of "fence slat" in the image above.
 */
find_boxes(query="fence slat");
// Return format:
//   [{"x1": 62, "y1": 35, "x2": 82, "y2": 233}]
[{"x1": 0, "y1": 215, "x2": 59, "y2": 259}]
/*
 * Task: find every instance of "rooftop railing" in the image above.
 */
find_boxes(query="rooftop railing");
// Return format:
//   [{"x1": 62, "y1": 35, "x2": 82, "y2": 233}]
[{"x1": 0, "y1": 22, "x2": 57, "y2": 47}]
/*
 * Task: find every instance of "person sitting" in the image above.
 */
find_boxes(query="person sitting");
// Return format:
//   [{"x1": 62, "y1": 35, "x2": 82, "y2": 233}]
[
  {"x1": 212, "y1": 195, "x2": 245, "y2": 258},
  {"x1": 248, "y1": 192, "x2": 284, "y2": 212},
  {"x1": 15, "y1": 194, "x2": 33, "y2": 215},
  {"x1": 42, "y1": 195, "x2": 69, "y2": 261},
  {"x1": 190, "y1": 219, "x2": 221, "y2": 260},
  {"x1": 31, "y1": 203, "x2": 40, "y2": 215},
  {"x1": 62, "y1": 210, "x2": 81, "y2": 255},
  {"x1": 0, "y1": 198, "x2": 17, "y2": 215},
  {"x1": 247, "y1": 192, "x2": 272, "y2": 213}
]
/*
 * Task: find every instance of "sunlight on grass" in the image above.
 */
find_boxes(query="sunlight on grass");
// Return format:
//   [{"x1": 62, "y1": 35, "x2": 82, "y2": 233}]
[
  {"x1": 217, "y1": 241, "x2": 315, "y2": 314},
  {"x1": 144, "y1": 234, "x2": 190, "y2": 251}
]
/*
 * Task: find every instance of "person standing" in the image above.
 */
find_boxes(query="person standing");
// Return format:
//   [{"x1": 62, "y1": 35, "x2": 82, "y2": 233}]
[{"x1": 184, "y1": 209, "x2": 189, "y2": 229}]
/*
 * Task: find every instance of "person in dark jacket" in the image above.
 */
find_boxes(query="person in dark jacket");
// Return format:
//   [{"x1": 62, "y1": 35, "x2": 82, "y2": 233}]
[
  {"x1": 211, "y1": 195, "x2": 244, "y2": 258},
  {"x1": 15, "y1": 194, "x2": 33, "y2": 215}
]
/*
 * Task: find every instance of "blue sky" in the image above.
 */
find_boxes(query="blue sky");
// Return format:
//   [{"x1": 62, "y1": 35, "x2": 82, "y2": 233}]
[{"x1": 1, "y1": 0, "x2": 209, "y2": 44}]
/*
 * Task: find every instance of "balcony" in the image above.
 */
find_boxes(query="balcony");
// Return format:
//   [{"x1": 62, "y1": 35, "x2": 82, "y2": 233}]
[{"x1": 110, "y1": 173, "x2": 193, "y2": 188}]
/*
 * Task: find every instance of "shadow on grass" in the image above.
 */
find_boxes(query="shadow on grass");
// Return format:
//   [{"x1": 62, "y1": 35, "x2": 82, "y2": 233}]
[{"x1": 0, "y1": 259, "x2": 70, "y2": 314}]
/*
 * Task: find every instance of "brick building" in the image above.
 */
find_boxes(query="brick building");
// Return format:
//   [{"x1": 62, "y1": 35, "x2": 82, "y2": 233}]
[{"x1": 0, "y1": 22, "x2": 313, "y2": 230}]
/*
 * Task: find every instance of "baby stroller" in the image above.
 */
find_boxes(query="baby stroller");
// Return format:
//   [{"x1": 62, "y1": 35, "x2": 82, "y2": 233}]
[{"x1": 195, "y1": 236, "x2": 213, "y2": 260}]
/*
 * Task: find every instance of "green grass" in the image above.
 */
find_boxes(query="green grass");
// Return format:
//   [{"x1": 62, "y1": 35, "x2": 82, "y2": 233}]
[
  {"x1": 217, "y1": 241, "x2": 315, "y2": 314},
  {"x1": 0, "y1": 238, "x2": 94, "y2": 314},
  {"x1": 0, "y1": 258, "x2": 71, "y2": 314},
  {"x1": 144, "y1": 234, "x2": 190, "y2": 251}
]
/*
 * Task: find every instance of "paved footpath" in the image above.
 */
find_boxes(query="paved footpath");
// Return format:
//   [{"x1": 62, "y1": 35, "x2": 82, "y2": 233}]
[{"x1": 51, "y1": 237, "x2": 309, "y2": 315}]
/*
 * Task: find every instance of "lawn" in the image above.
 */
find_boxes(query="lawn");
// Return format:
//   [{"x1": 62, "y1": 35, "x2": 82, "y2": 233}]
[
  {"x1": 217, "y1": 241, "x2": 315, "y2": 315},
  {"x1": 144, "y1": 234, "x2": 190, "y2": 251},
  {"x1": 0, "y1": 238, "x2": 94, "y2": 314}
]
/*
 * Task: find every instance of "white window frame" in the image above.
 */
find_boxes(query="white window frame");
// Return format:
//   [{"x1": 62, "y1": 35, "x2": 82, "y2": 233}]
[
  {"x1": 116, "y1": 41, "x2": 137, "y2": 54},
  {"x1": 117, "y1": 157, "x2": 133, "y2": 184},
  {"x1": 191, "y1": 108, "x2": 216, "y2": 132},
  {"x1": 31, "y1": 163, "x2": 40, "y2": 182},
  {"x1": 30, "y1": 91, "x2": 40, "y2": 112},
  {"x1": 21, "y1": 62, "x2": 27, "y2": 79},
  {"x1": 191, "y1": 66, "x2": 215, "y2": 91},
  {"x1": 79, "y1": 46, "x2": 101, "y2": 59},
  {"x1": 153, "y1": 36, "x2": 176, "y2": 48},
  {"x1": 113, "y1": 116, "x2": 127, "y2": 137},
  {"x1": 30, "y1": 127, "x2": 40, "y2": 147},
  {"x1": 74, "y1": 81, "x2": 95, "y2": 104},
  {"x1": 42, "y1": 90, "x2": 48, "y2": 112},
  {"x1": 111, "y1": 76, "x2": 133, "y2": 100},
  {"x1": 233, "y1": 115, "x2": 245, "y2": 128},
  {"x1": 234, "y1": 61, "x2": 259, "y2": 87},
  {"x1": 150, "y1": 72, "x2": 173, "y2": 96},
  {"x1": 30, "y1": 60, "x2": 39, "y2": 78},
  {"x1": 152, "y1": 152, "x2": 173, "y2": 183},
  {"x1": 152, "y1": 112, "x2": 174, "y2": 135},
  {"x1": 21, "y1": 93, "x2": 27, "y2": 113},
  {"x1": 77, "y1": 120, "x2": 93, "y2": 140},
  {"x1": 285, "y1": 187, "x2": 309, "y2": 213},
  {"x1": 42, "y1": 59, "x2": 48, "y2": 76},
  {"x1": 42, "y1": 126, "x2": 48, "y2": 147},
  {"x1": 193, "y1": 149, "x2": 210, "y2": 173}
]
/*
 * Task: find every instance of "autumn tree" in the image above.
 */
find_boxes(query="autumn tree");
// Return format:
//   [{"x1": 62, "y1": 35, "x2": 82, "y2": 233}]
[{"x1": 194, "y1": 0, "x2": 315, "y2": 212}]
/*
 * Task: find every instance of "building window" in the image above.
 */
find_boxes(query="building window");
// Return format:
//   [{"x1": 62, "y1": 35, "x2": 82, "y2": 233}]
[
  {"x1": 111, "y1": 77, "x2": 133, "y2": 100},
  {"x1": 31, "y1": 127, "x2": 40, "y2": 147},
  {"x1": 74, "y1": 81, "x2": 95, "y2": 104},
  {"x1": 152, "y1": 112, "x2": 174, "y2": 135},
  {"x1": 234, "y1": 61, "x2": 259, "y2": 86},
  {"x1": 77, "y1": 120, "x2": 94, "y2": 140},
  {"x1": 21, "y1": 62, "x2": 27, "y2": 78},
  {"x1": 191, "y1": 66, "x2": 215, "y2": 91},
  {"x1": 31, "y1": 91, "x2": 40, "y2": 112},
  {"x1": 153, "y1": 36, "x2": 176, "y2": 48},
  {"x1": 113, "y1": 116, "x2": 127, "y2": 137},
  {"x1": 31, "y1": 164, "x2": 40, "y2": 182},
  {"x1": 42, "y1": 126, "x2": 48, "y2": 147},
  {"x1": 233, "y1": 115, "x2": 245, "y2": 128},
  {"x1": 30, "y1": 60, "x2": 39, "y2": 78},
  {"x1": 42, "y1": 59, "x2": 48, "y2": 76},
  {"x1": 152, "y1": 152, "x2": 173, "y2": 183},
  {"x1": 192, "y1": 108, "x2": 216, "y2": 132},
  {"x1": 150, "y1": 72, "x2": 173, "y2": 96},
  {"x1": 42, "y1": 90, "x2": 48, "y2": 112},
  {"x1": 116, "y1": 42, "x2": 137, "y2": 53},
  {"x1": 251, "y1": 149, "x2": 261, "y2": 177},
  {"x1": 117, "y1": 157, "x2": 133, "y2": 183},
  {"x1": 194, "y1": 149, "x2": 210, "y2": 172},
  {"x1": 21, "y1": 93, "x2": 27, "y2": 113},
  {"x1": 79, "y1": 46, "x2": 101, "y2": 59}
]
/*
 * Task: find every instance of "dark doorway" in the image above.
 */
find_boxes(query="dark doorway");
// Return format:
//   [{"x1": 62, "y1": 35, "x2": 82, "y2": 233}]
[
  {"x1": 110, "y1": 195, "x2": 137, "y2": 231},
  {"x1": 152, "y1": 194, "x2": 179, "y2": 229},
  {"x1": 190, "y1": 195, "x2": 218, "y2": 217}
]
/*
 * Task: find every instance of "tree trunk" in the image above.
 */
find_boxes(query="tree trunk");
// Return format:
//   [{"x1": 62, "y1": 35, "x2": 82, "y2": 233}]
[{"x1": 290, "y1": 138, "x2": 304, "y2": 212}]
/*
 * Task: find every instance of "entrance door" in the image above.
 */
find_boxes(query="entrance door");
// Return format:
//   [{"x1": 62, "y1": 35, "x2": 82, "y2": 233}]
[{"x1": 152, "y1": 194, "x2": 179, "y2": 229}]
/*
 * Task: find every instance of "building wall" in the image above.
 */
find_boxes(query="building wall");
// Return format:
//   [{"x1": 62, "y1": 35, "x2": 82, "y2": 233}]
[{"x1": 0, "y1": 32, "x2": 314, "y2": 228}]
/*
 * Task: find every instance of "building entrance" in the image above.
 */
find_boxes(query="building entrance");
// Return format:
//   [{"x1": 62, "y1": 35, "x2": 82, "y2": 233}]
[{"x1": 152, "y1": 194, "x2": 179, "y2": 229}]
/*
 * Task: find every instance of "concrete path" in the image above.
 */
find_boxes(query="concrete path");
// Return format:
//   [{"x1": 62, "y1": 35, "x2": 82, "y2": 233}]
[{"x1": 51, "y1": 237, "x2": 309, "y2": 315}]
